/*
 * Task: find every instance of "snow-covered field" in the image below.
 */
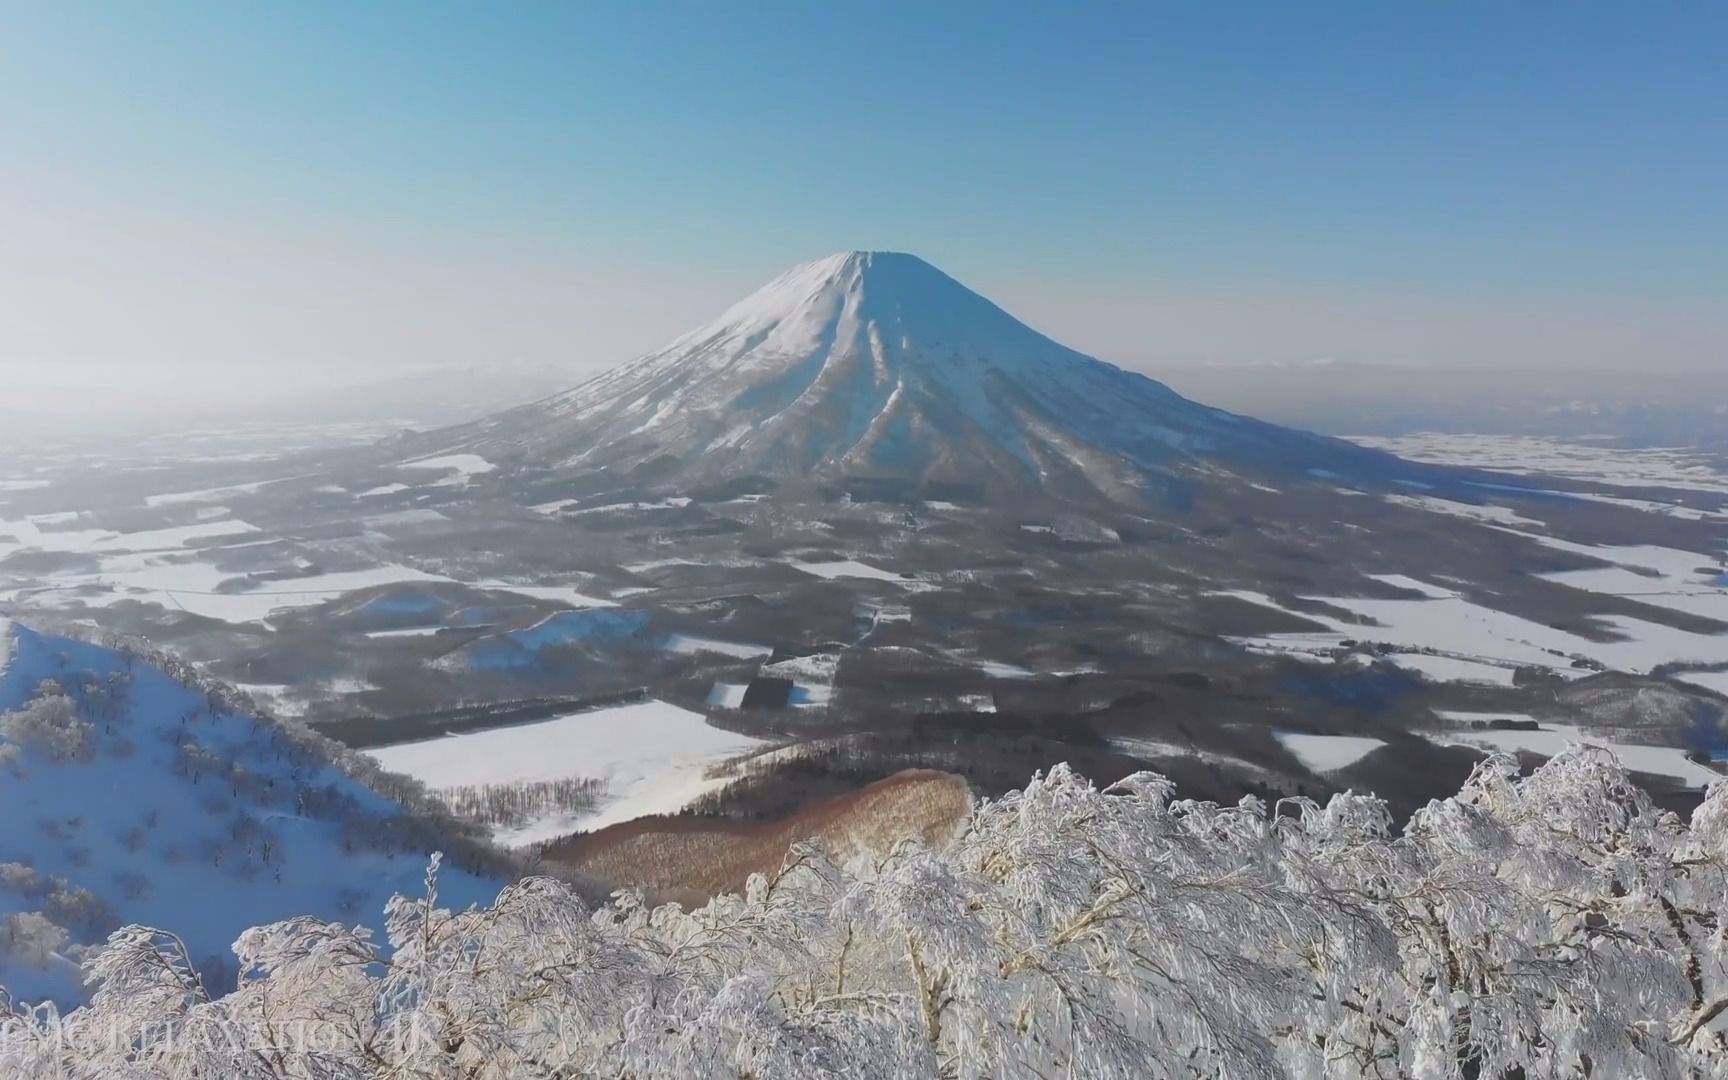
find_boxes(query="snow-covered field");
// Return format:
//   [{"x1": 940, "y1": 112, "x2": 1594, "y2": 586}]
[
  {"x1": 8, "y1": 557, "x2": 449, "y2": 624},
  {"x1": 1274, "y1": 732, "x2": 1386, "y2": 772},
  {"x1": 1353, "y1": 433, "x2": 1728, "y2": 499},
  {"x1": 468, "y1": 581, "x2": 611, "y2": 607},
  {"x1": 366, "y1": 699, "x2": 768, "y2": 845},
  {"x1": 0, "y1": 513, "x2": 259, "y2": 558},
  {"x1": 1383, "y1": 652, "x2": 1518, "y2": 687},
  {"x1": 1226, "y1": 585, "x2": 1728, "y2": 676},
  {"x1": 1524, "y1": 536, "x2": 1728, "y2": 623},
  {"x1": 666, "y1": 634, "x2": 772, "y2": 659},
  {"x1": 143, "y1": 479, "x2": 282, "y2": 507},
  {"x1": 761, "y1": 652, "x2": 841, "y2": 708},
  {"x1": 1383, "y1": 493, "x2": 1546, "y2": 528},
  {"x1": 397, "y1": 453, "x2": 497, "y2": 484},
  {"x1": 1430, "y1": 713, "x2": 1724, "y2": 789},
  {"x1": 1364, "y1": 573, "x2": 1460, "y2": 599},
  {"x1": 0, "y1": 505, "x2": 610, "y2": 623},
  {"x1": 1109, "y1": 736, "x2": 1279, "y2": 781},
  {"x1": 363, "y1": 625, "x2": 446, "y2": 639},
  {"x1": 1675, "y1": 670, "x2": 1728, "y2": 697},
  {"x1": 1320, "y1": 437, "x2": 1728, "y2": 691},
  {"x1": 973, "y1": 658, "x2": 1038, "y2": 678},
  {"x1": 705, "y1": 681, "x2": 749, "y2": 708},
  {"x1": 793, "y1": 559, "x2": 909, "y2": 583},
  {"x1": 552, "y1": 496, "x2": 692, "y2": 517}
]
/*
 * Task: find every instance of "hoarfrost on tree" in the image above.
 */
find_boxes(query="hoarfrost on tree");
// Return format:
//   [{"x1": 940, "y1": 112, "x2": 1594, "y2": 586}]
[{"x1": 4, "y1": 748, "x2": 1728, "y2": 1078}]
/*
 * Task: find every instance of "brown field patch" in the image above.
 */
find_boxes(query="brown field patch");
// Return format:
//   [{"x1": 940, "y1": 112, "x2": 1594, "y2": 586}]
[{"x1": 541, "y1": 768, "x2": 972, "y2": 907}]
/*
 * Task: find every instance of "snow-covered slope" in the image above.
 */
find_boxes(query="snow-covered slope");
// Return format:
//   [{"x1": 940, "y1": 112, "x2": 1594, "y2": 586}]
[
  {"x1": 437, "y1": 252, "x2": 1389, "y2": 500},
  {"x1": 0, "y1": 618, "x2": 504, "y2": 1007}
]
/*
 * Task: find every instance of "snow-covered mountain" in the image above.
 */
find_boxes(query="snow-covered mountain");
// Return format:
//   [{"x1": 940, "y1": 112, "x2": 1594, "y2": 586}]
[
  {"x1": 0, "y1": 618, "x2": 505, "y2": 1007},
  {"x1": 435, "y1": 252, "x2": 1392, "y2": 501}
]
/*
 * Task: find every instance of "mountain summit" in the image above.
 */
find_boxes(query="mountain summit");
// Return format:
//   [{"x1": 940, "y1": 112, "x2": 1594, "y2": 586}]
[{"x1": 444, "y1": 251, "x2": 1384, "y2": 501}]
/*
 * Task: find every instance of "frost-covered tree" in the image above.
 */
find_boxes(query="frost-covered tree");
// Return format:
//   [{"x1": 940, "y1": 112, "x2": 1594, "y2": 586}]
[
  {"x1": 3, "y1": 749, "x2": 1727, "y2": 1078},
  {"x1": 0, "y1": 915, "x2": 69, "y2": 973},
  {"x1": 0, "y1": 688, "x2": 94, "y2": 763}
]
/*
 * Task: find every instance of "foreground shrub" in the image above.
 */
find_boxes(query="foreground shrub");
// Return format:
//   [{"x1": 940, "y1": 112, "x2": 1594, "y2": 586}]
[{"x1": 4, "y1": 749, "x2": 1727, "y2": 1078}]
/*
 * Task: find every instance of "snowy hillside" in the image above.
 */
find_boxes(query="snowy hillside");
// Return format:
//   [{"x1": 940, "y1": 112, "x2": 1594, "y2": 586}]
[
  {"x1": 438, "y1": 252, "x2": 1393, "y2": 499},
  {"x1": 0, "y1": 617, "x2": 505, "y2": 1007}
]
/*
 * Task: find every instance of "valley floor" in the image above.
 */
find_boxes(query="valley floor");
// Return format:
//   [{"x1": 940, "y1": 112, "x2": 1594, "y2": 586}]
[{"x1": 0, "y1": 428, "x2": 1725, "y2": 905}]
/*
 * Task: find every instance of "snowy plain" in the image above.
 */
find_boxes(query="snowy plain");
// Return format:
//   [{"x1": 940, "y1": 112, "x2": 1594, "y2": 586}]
[
  {"x1": 366, "y1": 699, "x2": 769, "y2": 846},
  {"x1": 0, "y1": 504, "x2": 609, "y2": 623},
  {"x1": 1224, "y1": 585, "x2": 1728, "y2": 676},
  {"x1": 1274, "y1": 732, "x2": 1387, "y2": 773},
  {"x1": 1430, "y1": 712, "x2": 1722, "y2": 789},
  {"x1": 1353, "y1": 434, "x2": 1728, "y2": 499}
]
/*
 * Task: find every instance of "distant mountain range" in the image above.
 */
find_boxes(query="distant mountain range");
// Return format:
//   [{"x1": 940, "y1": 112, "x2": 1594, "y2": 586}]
[{"x1": 1154, "y1": 363, "x2": 1728, "y2": 450}]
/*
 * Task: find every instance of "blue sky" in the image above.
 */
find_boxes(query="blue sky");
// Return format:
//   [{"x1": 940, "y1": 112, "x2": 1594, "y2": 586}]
[{"x1": 1, "y1": 2, "x2": 1722, "y2": 408}]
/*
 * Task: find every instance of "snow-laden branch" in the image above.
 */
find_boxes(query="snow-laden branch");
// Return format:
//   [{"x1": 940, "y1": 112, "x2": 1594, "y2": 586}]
[{"x1": 4, "y1": 747, "x2": 1728, "y2": 1078}]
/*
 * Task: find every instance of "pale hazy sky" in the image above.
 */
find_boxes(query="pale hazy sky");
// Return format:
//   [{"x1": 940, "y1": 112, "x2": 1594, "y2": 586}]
[{"x1": 2, "y1": 3, "x2": 1723, "y2": 418}]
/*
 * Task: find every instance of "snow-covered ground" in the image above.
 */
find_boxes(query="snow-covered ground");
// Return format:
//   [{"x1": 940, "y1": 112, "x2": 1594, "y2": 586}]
[
  {"x1": 1274, "y1": 732, "x2": 1386, "y2": 773},
  {"x1": 0, "y1": 506, "x2": 610, "y2": 623},
  {"x1": 1226, "y1": 630, "x2": 1362, "y2": 662},
  {"x1": 1354, "y1": 434, "x2": 1728, "y2": 498},
  {"x1": 439, "y1": 250, "x2": 1356, "y2": 497},
  {"x1": 792, "y1": 559, "x2": 910, "y2": 583},
  {"x1": 0, "y1": 619, "x2": 502, "y2": 1006},
  {"x1": 554, "y1": 497, "x2": 692, "y2": 517},
  {"x1": 666, "y1": 634, "x2": 773, "y2": 659},
  {"x1": 1674, "y1": 671, "x2": 1728, "y2": 697},
  {"x1": 366, "y1": 699, "x2": 768, "y2": 845},
  {"x1": 1523, "y1": 536, "x2": 1728, "y2": 624},
  {"x1": 9, "y1": 559, "x2": 449, "y2": 624},
  {"x1": 397, "y1": 453, "x2": 497, "y2": 480},
  {"x1": 1110, "y1": 736, "x2": 1279, "y2": 781},
  {"x1": 0, "y1": 513, "x2": 258, "y2": 559},
  {"x1": 1364, "y1": 573, "x2": 1460, "y2": 599},
  {"x1": 705, "y1": 681, "x2": 749, "y2": 708},
  {"x1": 1430, "y1": 713, "x2": 1724, "y2": 789},
  {"x1": 143, "y1": 480, "x2": 283, "y2": 507},
  {"x1": 1222, "y1": 586, "x2": 1728, "y2": 676},
  {"x1": 464, "y1": 580, "x2": 611, "y2": 607},
  {"x1": 1383, "y1": 652, "x2": 1519, "y2": 687},
  {"x1": 1556, "y1": 490, "x2": 1726, "y2": 522},
  {"x1": 1313, "y1": 435, "x2": 1728, "y2": 689},
  {"x1": 623, "y1": 557, "x2": 700, "y2": 573},
  {"x1": 761, "y1": 652, "x2": 841, "y2": 708},
  {"x1": 1383, "y1": 493, "x2": 1546, "y2": 528},
  {"x1": 363, "y1": 625, "x2": 446, "y2": 639}
]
